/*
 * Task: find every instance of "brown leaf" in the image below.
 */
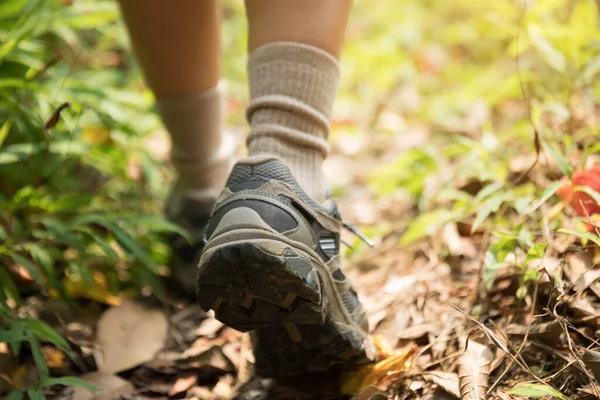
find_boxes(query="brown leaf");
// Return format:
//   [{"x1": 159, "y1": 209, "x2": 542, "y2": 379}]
[
  {"x1": 356, "y1": 385, "x2": 389, "y2": 400},
  {"x1": 579, "y1": 384, "x2": 600, "y2": 397},
  {"x1": 420, "y1": 372, "x2": 460, "y2": 398},
  {"x1": 168, "y1": 373, "x2": 198, "y2": 397},
  {"x1": 0, "y1": 345, "x2": 17, "y2": 392},
  {"x1": 95, "y1": 301, "x2": 168, "y2": 374},
  {"x1": 8, "y1": 363, "x2": 37, "y2": 390},
  {"x1": 44, "y1": 102, "x2": 71, "y2": 130},
  {"x1": 583, "y1": 350, "x2": 600, "y2": 382},
  {"x1": 506, "y1": 320, "x2": 562, "y2": 345},
  {"x1": 564, "y1": 252, "x2": 600, "y2": 298},
  {"x1": 188, "y1": 386, "x2": 214, "y2": 399},
  {"x1": 442, "y1": 222, "x2": 476, "y2": 257},
  {"x1": 397, "y1": 323, "x2": 437, "y2": 340},
  {"x1": 213, "y1": 374, "x2": 234, "y2": 398},
  {"x1": 179, "y1": 344, "x2": 235, "y2": 372},
  {"x1": 568, "y1": 297, "x2": 599, "y2": 318},
  {"x1": 195, "y1": 317, "x2": 224, "y2": 338},
  {"x1": 70, "y1": 372, "x2": 134, "y2": 400},
  {"x1": 458, "y1": 341, "x2": 493, "y2": 400}
]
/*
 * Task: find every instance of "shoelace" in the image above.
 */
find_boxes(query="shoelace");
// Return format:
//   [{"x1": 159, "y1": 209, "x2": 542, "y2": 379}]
[{"x1": 341, "y1": 221, "x2": 374, "y2": 248}]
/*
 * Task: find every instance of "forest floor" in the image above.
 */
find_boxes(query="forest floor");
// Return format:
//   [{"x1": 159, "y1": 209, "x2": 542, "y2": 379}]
[
  {"x1": 15, "y1": 124, "x2": 600, "y2": 400},
  {"x1": 4, "y1": 1, "x2": 600, "y2": 399}
]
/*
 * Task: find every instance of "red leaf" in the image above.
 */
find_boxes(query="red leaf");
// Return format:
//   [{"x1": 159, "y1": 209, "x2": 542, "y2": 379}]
[{"x1": 558, "y1": 166, "x2": 600, "y2": 231}]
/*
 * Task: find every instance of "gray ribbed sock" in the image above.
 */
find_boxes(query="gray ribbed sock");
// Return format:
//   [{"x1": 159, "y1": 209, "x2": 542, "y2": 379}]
[
  {"x1": 246, "y1": 42, "x2": 340, "y2": 202},
  {"x1": 156, "y1": 87, "x2": 234, "y2": 193}
]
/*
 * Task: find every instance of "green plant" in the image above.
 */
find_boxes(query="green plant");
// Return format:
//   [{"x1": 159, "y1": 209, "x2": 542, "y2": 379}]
[{"x1": 0, "y1": 1, "x2": 189, "y2": 395}]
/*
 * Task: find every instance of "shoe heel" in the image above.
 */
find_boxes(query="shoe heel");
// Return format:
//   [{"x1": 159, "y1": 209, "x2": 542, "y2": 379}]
[{"x1": 196, "y1": 241, "x2": 327, "y2": 333}]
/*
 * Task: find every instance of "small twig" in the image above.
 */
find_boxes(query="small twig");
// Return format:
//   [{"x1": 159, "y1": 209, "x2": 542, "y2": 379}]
[
  {"x1": 549, "y1": 302, "x2": 600, "y2": 397},
  {"x1": 488, "y1": 277, "x2": 541, "y2": 393},
  {"x1": 452, "y1": 305, "x2": 547, "y2": 387},
  {"x1": 511, "y1": 0, "x2": 541, "y2": 186}
]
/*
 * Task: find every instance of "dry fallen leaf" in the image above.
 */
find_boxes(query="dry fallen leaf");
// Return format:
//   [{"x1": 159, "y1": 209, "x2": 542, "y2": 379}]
[
  {"x1": 420, "y1": 371, "x2": 460, "y2": 398},
  {"x1": 95, "y1": 301, "x2": 168, "y2": 374},
  {"x1": 583, "y1": 350, "x2": 600, "y2": 382},
  {"x1": 0, "y1": 346, "x2": 18, "y2": 392},
  {"x1": 341, "y1": 344, "x2": 416, "y2": 395},
  {"x1": 506, "y1": 320, "x2": 562, "y2": 346},
  {"x1": 213, "y1": 374, "x2": 234, "y2": 398},
  {"x1": 168, "y1": 373, "x2": 198, "y2": 397},
  {"x1": 195, "y1": 317, "x2": 224, "y2": 338},
  {"x1": 355, "y1": 384, "x2": 389, "y2": 400},
  {"x1": 42, "y1": 346, "x2": 68, "y2": 369},
  {"x1": 564, "y1": 252, "x2": 600, "y2": 298},
  {"x1": 397, "y1": 323, "x2": 437, "y2": 340},
  {"x1": 70, "y1": 372, "x2": 134, "y2": 400},
  {"x1": 458, "y1": 341, "x2": 493, "y2": 400},
  {"x1": 179, "y1": 344, "x2": 235, "y2": 372},
  {"x1": 442, "y1": 222, "x2": 476, "y2": 257}
]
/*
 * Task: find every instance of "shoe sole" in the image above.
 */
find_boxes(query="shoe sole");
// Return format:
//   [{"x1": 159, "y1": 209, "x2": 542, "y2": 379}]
[{"x1": 196, "y1": 235, "x2": 374, "y2": 376}]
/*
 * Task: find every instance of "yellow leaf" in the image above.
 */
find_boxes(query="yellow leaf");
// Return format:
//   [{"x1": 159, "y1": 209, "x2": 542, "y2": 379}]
[
  {"x1": 61, "y1": 271, "x2": 122, "y2": 306},
  {"x1": 82, "y1": 126, "x2": 110, "y2": 145},
  {"x1": 0, "y1": 121, "x2": 11, "y2": 147},
  {"x1": 341, "y1": 342, "x2": 416, "y2": 395},
  {"x1": 42, "y1": 346, "x2": 68, "y2": 369}
]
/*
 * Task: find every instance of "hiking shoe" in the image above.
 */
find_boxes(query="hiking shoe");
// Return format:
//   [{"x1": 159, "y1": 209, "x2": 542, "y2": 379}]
[
  {"x1": 165, "y1": 185, "x2": 216, "y2": 300},
  {"x1": 196, "y1": 156, "x2": 376, "y2": 376}
]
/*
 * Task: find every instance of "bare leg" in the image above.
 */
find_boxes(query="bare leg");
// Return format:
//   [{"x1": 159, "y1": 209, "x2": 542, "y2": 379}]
[
  {"x1": 118, "y1": 0, "x2": 232, "y2": 193},
  {"x1": 245, "y1": 0, "x2": 352, "y2": 59},
  {"x1": 118, "y1": 0, "x2": 220, "y2": 98},
  {"x1": 118, "y1": 1, "x2": 233, "y2": 298}
]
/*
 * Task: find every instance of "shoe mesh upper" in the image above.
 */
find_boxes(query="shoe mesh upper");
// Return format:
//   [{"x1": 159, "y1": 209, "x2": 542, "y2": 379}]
[{"x1": 226, "y1": 159, "x2": 322, "y2": 210}]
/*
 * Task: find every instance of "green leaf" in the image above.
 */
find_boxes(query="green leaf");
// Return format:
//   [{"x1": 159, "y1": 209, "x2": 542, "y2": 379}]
[
  {"x1": 0, "y1": 0, "x2": 30, "y2": 18},
  {"x1": 27, "y1": 390, "x2": 45, "y2": 400},
  {"x1": 26, "y1": 333, "x2": 49, "y2": 381},
  {"x1": 128, "y1": 215, "x2": 193, "y2": 243},
  {"x1": 542, "y1": 140, "x2": 573, "y2": 178},
  {"x1": 72, "y1": 214, "x2": 158, "y2": 270},
  {"x1": 37, "y1": 376, "x2": 100, "y2": 392},
  {"x1": 523, "y1": 267, "x2": 540, "y2": 283},
  {"x1": 400, "y1": 209, "x2": 455, "y2": 245},
  {"x1": 23, "y1": 243, "x2": 67, "y2": 301},
  {"x1": 68, "y1": 262, "x2": 93, "y2": 287},
  {"x1": 528, "y1": 25, "x2": 566, "y2": 73},
  {"x1": 527, "y1": 180, "x2": 566, "y2": 213},
  {"x1": 22, "y1": 318, "x2": 70, "y2": 354},
  {"x1": 77, "y1": 228, "x2": 120, "y2": 260},
  {"x1": 0, "y1": 121, "x2": 11, "y2": 147},
  {"x1": 40, "y1": 218, "x2": 85, "y2": 252},
  {"x1": 471, "y1": 193, "x2": 506, "y2": 233},
  {"x1": 509, "y1": 382, "x2": 567, "y2": 400},
  {"x1": 48, "y1": 194, "x2": 93, "y2": 213},
  {"x1": 483, "y1": 237, "x2": 518, "y2": 289},
  {"x1": 9, "y1": 253, "x2": 43, "y2": 285},
  {"x1": 513, "y1": 196, "x2": 532, "y2": 215},
  {"x1": 472, "y1": 182, "x2": 503, "y2": 204},
  {"x1": 516, "y1": 285, "x2": 528, "y2": 300},
  {"x1": 0, "y1": 267, "x2": 21, "y2": 304},
  {"x1": 525, "y1": 243, "x2": 548, "y2": 264},
  {"x1": 558, "y1": 228, "x2": 600, "y2": 247},
  {"x1": 578, "y1": 54, "x2": 600, "y2": 86},
  {"x1": 6, "y1": 390, "x2": 24, "y2": 400},
  {"x1": 0, "y1": 322, "x2": 25, "y2": 343}
]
